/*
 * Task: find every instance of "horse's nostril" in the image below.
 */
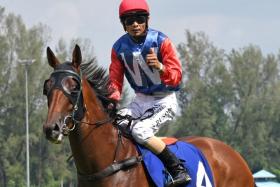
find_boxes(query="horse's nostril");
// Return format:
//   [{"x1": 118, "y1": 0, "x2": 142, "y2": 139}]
[
  {"x1": 53, "y1": 123, "x2": 60, "y2": 132},
  {"x1": 44, "y1": 122, "x2": 61, "y2": 139},
  {"x1": 45, "y1": 127, "x2": 53, "y2": 138}
]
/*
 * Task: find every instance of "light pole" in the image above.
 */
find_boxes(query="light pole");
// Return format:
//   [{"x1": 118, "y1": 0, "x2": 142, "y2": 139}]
[{"x1": 18, "y1": 59, "x2": 35, "y2": 187}]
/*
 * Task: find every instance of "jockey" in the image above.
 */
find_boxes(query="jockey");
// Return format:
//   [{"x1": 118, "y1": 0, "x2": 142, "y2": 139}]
[{"x1": 109, "y1": 0, "x2": 191, "y2": 186}]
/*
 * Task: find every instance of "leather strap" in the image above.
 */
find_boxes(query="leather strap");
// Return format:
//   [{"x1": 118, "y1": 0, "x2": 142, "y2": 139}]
[{"x1": 77, "y1": 156, "x2": 142, "y2": 181}]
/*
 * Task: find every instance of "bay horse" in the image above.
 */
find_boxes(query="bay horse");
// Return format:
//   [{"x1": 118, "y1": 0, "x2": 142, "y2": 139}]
[{"x1": 43, "y1": 45, "x2": 255, "y2": 187}]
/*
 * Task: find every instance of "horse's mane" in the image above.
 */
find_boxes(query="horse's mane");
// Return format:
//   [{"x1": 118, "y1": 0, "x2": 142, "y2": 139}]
[{"x1": 80, "y1": 59, "x2": 116, "y2": 112}]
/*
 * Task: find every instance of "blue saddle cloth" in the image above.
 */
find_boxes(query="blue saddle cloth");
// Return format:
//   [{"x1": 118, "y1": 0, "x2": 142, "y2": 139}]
[{"x1": 137, "y1": 141, "x2": 215, "y2": 187}]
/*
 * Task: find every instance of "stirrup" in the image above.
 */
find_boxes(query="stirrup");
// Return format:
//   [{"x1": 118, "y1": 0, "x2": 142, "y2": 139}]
[{"x1": 166, "y1": 172, "x2": 191, "y2": 187}]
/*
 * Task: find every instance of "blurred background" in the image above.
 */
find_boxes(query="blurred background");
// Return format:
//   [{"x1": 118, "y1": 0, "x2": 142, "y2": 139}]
[{"x1": 0, "y1": 0, "x2": 279, "y2": 186}]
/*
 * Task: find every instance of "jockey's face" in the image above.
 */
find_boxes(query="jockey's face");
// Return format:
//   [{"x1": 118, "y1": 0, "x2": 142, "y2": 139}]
[{"x1": 124, "y1": 15, "x2": 148, "y2": 38}]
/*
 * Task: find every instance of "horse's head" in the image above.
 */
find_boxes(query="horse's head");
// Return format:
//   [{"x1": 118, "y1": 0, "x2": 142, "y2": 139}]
[{"x1": 43, "y1": 45, "x2": 84, "y2": 143}]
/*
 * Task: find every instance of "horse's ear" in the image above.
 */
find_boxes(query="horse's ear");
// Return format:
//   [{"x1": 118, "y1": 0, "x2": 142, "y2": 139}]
[
  {"x1": 72, "y1": 44, "x2": 82, "y2": 68},
  {"x1": 47, "y1": 47, "x2": 60, "y2": 68}
]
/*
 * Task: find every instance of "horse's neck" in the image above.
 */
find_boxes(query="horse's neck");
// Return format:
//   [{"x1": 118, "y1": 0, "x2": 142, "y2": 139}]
[
  {"x1": 69, "y1": 80, "x2": 137, "y2": 174},
  {"x1": 69, "y1": 122, "x2": 118, "y2": 173}
]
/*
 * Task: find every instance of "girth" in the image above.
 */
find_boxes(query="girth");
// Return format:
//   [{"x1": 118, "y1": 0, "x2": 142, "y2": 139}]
[{"x1": 77, "y1": 156, "x2": 142, "y2": 181}]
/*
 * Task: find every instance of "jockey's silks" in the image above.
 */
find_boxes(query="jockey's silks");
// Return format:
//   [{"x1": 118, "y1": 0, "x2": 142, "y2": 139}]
[{"x1": 109, "y1": 28, "x2": 182, "y2": 101}]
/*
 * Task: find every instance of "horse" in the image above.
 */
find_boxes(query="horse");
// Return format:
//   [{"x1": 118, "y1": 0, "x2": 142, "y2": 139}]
[{"x1": 43, "y1": 45, "x2": 255, "y2": 187}]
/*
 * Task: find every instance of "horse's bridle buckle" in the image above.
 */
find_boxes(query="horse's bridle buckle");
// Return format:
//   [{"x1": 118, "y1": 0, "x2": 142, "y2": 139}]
[{"x1": 62, "y1": 115, "x2": 76, "y2": 135}]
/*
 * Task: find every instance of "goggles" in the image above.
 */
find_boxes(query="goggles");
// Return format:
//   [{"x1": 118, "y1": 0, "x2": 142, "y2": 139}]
[
  {"x1": 43, "y1": 70, "x2": 81, "y2": 105},
  {"x1": 43, "y1": 68, "x2": 85, "y2": 123},
  {"x1": 124, "y1": 16, "x2": 146, "y2": 26}
]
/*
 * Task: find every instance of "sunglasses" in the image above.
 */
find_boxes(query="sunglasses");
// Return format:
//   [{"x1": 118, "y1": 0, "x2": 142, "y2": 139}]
[{"x1": 124, "y1": 16, "x2": 147, "y2": 26}]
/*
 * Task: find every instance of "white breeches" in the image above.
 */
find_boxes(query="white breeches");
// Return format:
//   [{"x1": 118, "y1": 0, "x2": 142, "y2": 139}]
[{"x1": 117, "y1": 92, "x2": 178, "y2": 144}]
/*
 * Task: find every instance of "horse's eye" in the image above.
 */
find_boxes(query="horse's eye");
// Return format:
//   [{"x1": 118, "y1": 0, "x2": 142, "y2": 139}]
[
  {"x1": 43, "y1": 78, "x2": 55, "y2": 95},
  {"x1": 61, "y1": 76, "x2": 80, "y2": 95}
]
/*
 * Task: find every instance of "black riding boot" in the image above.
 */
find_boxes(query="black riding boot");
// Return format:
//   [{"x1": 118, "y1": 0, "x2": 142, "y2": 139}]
[{"x1": 157, "y1": 146, "x2": 191, "y2": 187}]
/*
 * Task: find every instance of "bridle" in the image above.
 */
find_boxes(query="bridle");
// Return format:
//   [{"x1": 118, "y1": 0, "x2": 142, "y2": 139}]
[
  {"x1": 44, "y1": 67, "x2": 142, "y2": 181},
  {"x1": 43, "y1": 68, "x2": 113, "y2": 136}
]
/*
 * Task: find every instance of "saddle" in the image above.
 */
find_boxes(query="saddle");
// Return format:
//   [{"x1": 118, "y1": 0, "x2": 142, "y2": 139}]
[
  {"x1": 137, "y1": 140, "x2": 215, "y2": 187},
  {"x1": 114, "y1": 115, "x2": 215, "y2": 187}
]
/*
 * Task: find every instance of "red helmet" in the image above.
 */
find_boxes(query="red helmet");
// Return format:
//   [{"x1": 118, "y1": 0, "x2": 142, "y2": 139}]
[{"x1": 119, "y1": 0, "x2": 150, "y2": 17}]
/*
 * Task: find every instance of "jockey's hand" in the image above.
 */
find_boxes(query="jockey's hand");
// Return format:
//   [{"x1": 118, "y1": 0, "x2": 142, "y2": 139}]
[
  {"x1": 106, "y1": 102, "x2": 119, "y2": 118},
  {"x1": 146, "y1": 48, "x2": 164, "y2": 72},
  {"x1": 107, "y1": 102, "x2": 116, "y2": 110},
  {"x1": 107, "y1": 101, "x2": 121, "y2": 112}
]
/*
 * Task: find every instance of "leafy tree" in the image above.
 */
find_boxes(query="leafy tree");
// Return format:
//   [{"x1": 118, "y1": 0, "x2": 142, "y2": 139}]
[
  {"x1": 169, "y1": 30, "x2": 280, "y2": 173},
  {"x1": 0, "y1": 7, "x2": 98, "y2": 186},
  {"x1": 1, "y1": 5, "x2": 279, "y2": 185},
  {"x1": 0, "y1": 7, "x2": 50, "y2": 186}
]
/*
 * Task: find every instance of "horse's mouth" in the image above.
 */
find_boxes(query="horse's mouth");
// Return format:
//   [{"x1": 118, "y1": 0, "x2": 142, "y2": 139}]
[
  {"x1": 50, "y1": 133, "x2": 64, "y2": 144},
  {"x1": 45, "y1": 130, "x2": 64, "y2": 144},
  {"x1": 44, "y1": 122, "x2": 65, "y2": 144}
]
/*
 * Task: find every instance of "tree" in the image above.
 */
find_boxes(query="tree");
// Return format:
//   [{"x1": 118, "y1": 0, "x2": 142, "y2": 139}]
[
  {"x1": 0, "y1": 7, "x2": 51, "y2": 186},
  {"x1": 0, "y1": 7, "x2": 98, "y2": 186},
  {"x1": 169, "y1": 30, "x2": 280, "y2": 173}
]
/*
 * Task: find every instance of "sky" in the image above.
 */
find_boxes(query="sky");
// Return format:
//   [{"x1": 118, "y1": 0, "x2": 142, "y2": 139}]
[{"x1": 1, "y1": 0, "x2": 280, "y2": 67}]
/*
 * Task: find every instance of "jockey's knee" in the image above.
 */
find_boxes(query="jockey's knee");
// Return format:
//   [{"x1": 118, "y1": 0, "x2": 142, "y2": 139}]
[{"x1": 131, "y1": 127, "x2": 153, "y2": 145}]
